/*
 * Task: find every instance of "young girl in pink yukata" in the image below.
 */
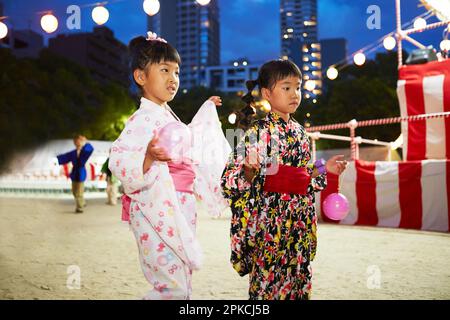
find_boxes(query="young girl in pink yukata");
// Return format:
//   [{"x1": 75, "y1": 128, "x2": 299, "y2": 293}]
[{"x1": 109, "y1": 32, "x2": 231, "y2": 300}]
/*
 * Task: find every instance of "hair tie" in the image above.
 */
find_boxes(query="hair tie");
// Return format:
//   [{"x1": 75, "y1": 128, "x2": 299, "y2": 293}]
[{"x1": 146, "y1": 31, "x2": 167, "y2": 43}]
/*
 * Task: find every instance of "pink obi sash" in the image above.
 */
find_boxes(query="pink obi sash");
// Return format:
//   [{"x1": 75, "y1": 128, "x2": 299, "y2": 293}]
[
  {"x1": 121, "y1": 161, "x2": 196, "y2": 222},
  {"x1": 167, "y1": 161, "x2": 196, "y2": 194},
  {"x1": 122, "y1": 194, "x2": 132, "y2": 222}
]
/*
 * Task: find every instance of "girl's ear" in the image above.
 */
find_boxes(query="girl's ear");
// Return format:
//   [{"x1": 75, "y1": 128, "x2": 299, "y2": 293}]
[
  {"x1": 261, "y1": 87, "x2": 271, "y2": 101},
  {"x1": 133, "y1": 69, "x2": 145, "y2": 86}
]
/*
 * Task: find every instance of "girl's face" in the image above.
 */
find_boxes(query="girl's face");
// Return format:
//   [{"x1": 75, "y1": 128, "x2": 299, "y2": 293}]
[
  {"x1": 134, "y1": 60, "x2": 180, "y2": 105},
  {"x1": 261, "y1": 76, "x2": 302, "y2": 120}
]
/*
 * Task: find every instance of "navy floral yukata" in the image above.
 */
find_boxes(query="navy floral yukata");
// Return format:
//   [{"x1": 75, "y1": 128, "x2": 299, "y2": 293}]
[{"x1": 221, "y1": 112, "x2": 327, "y2": 300}]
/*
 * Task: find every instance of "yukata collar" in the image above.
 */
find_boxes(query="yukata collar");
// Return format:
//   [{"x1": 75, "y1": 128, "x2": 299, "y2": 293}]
[
  {"x1": 268, "y1": 111, "x2": 289, "y2": 125},
  {"x1": 140, "y1": 97, "x2": 169, "y2": 115},
  {"x1": 140, "y1": 97, "x2": 181, "y2": 121}
]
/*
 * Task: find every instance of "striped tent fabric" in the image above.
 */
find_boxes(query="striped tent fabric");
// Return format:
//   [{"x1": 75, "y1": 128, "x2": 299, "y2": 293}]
[
  {"x1": 397, "y1": 59, "x2": 450, "y2": 160},
  {"x1": 317, "y1": 160, "x2": 450, "y2": 233}
]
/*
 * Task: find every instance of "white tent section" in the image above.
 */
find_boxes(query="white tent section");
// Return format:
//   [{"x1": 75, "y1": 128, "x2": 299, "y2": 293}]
[{"x1": 0, "y1": 140, "x2": 113, "y2": 192}]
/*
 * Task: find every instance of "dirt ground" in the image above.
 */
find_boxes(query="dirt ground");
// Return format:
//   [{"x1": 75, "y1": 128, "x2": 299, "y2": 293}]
[{"x1": 1, "y1": 196, "x2": 449, "y2": 300}]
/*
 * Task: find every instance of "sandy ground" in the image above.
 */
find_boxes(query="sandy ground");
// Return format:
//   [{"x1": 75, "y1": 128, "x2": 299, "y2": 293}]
[{"x1": 0, "y1": 195, "x2": 449, "y2": 300}]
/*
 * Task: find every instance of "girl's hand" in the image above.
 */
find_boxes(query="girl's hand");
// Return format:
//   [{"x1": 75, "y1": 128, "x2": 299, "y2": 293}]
[
  {"x1": 146, "y1": 135, "x2": 171, "y2": 162},
  {"x1": 325, "y1": 155, "x2": 348, "y2": 175},
  {"x1": 143, "y1": 135, "x2": 171, "y2": 173},
  {"x1": 208, "y1": 96, "x2": 222, "y2": 107}
]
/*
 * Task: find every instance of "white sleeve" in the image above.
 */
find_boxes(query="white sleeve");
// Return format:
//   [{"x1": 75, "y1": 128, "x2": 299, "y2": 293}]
[
  {"x1": 188, "y1": 100, "x2": 231, "y2": 216},
  {"x1": 109, "y1": 112, "x2": 159, "y2": 194}
]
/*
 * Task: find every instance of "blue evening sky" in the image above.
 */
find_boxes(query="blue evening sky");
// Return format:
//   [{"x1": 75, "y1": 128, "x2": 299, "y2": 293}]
[{"x1": 2, "y1": 0, "x2": 445, "y2": 64}]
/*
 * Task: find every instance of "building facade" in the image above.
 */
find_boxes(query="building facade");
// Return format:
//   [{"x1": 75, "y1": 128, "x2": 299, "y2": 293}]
[
  {"x1": 280, "y1": 0, "x2": 322, "y2": 98},
  {"x1": 204, "y1": 59, "x2": 260, "y2": 94},
  {"x1": 48, "y1": 26, "x2": 129, "y2": 87},
  {"x1": 320, "y1": 38, "x2": 347, "y2": 70},
  {"x1": 148, "y1": 0, "x2": 220, "y2": 89}
]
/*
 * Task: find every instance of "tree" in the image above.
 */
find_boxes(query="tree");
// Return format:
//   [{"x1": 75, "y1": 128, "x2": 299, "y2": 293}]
[{"x1": 0, "y1": 48, "x2": 135, "y2": 172}]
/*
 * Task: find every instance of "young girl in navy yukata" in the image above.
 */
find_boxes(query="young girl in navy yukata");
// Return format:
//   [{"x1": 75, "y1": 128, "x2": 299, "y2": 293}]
[
  {"x1": 109, "y1": 32, "x2": 230, "y2": 300},
  {"x1": 221, "y1": 59, "x2": 348, "y2": 300}
]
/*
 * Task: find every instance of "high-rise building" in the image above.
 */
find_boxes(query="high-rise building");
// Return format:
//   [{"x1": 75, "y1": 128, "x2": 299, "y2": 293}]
[
  {"x1": 204, "y1": 58, "x2": 260, "y2": 94},
  {"x1": 147, "y1": 0, "x2": 220, "y2": 89},
  {"x1": 320, "y1": 38, "x2": 347, "y2": 70},
  {"x1": 280, "y1": 0, "x2": 322, "y2": 98},
  {"x1": 7, "y1": 29, "x2": 44, "y2": 59},
  {"x1": 48, "y1": 26, "x2": 129, "y2": 87}
]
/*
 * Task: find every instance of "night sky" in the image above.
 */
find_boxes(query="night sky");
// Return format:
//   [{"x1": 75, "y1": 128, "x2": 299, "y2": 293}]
[{"x1": 2, "y1": 0, "x2": 445, "y2": 64}]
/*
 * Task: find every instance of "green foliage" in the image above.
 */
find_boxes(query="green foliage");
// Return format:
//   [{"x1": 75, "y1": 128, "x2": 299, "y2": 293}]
[
  {"x1": 0, "y1": 48, "x2": 408, "y2": 171},
  {"x1": 170, "y1": 86, "x2": 244, "y2": 132},
  {"x1": 0, "y1": 48, "x2": 135, "y2": 172}
]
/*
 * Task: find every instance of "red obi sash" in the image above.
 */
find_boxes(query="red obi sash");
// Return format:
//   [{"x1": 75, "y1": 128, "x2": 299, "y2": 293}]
[
  {"x1": 167, "y1": 161, "x2": 196, "y2": 194},
  {"x1": 263, "y1": 164, "x2": 311, "y2": 195}
]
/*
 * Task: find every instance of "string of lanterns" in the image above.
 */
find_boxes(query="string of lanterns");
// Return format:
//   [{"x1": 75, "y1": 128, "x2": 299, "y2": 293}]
[
  {"x1": 325, "y1": 9, "x2": 449, "y2": 81},
  {"x1": 0, "y1": 0, "x2": 211, "y2": 38}
]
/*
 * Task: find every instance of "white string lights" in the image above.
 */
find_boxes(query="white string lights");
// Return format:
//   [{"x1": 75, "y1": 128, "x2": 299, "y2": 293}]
[
  {"x1": 325, "y1": 8, "x2": 449, "y2": 80},
  {"x1": 0, "y1": 20, "x2": 7, "y2": 39},
  {"x1": 40, "y1": 13, "x2": 58, "y2": 33},
  {"x1": 143, "y1": 0, "x2": 160, "y2": 16},
  {"x1": 196, "y1": 0, "x2": 211, "y2": 5},
  {"x1": 92, "y1": 5, "x2": 109, "y2": 25},
  {"x1": 353, "y1": 52, "x2": 366, "y2": 66},
  {"x1": 383, "y1": 35, "x2": 396, "y2": 50},
  {"x1": 0, "y1": 0, "x2": 174, "y2": 35}
]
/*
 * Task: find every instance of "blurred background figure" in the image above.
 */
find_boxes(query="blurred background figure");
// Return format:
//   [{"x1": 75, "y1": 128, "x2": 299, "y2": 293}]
[
  {"x1": 101, "y1": 156, "x2": 118, "y2": 206},
  {"x1": 56, "y1": 135, "x2": 94, "y2": 213}
]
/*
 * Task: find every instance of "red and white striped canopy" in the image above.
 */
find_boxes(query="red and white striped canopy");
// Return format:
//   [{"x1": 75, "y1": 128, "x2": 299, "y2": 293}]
[
  {"x1": 318, "y1": 160, "x2": 450, "y2": 233},
  {"x1": 397, "y1": 59, "x2": 450, "y2": 160}
]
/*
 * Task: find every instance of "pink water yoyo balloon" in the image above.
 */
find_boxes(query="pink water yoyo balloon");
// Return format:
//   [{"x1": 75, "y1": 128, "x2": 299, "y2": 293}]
[
  {"x1": 323, "y1": 192, "x2": 350, "y2": 220},
  {"x1": 155, "y1": 121, "x2": 192, "y2": 162}
]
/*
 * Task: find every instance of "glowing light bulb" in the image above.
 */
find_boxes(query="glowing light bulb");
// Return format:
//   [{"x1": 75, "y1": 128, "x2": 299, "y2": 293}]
[
  {"x1": 143, "y1": 0, "x2": 160, "y2": 16},
  {"x1": 41, "y1": 13, "x2": 58, "y2": 33},
  {"x1": 92, "y1": 6, "x2": 109, "y2": 25},
  {"x1": 353, "y1": 52, "x2": 366, "y2": 66}
]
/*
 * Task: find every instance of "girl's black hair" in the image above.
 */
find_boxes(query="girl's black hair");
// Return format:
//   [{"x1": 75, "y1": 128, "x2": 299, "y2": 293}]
[
  {"x1": 128, "y1": 35, "x2": 181, "y2": 88},
  {"x1": 238, "y1": 59, "x2": 302, "y2": 129}
]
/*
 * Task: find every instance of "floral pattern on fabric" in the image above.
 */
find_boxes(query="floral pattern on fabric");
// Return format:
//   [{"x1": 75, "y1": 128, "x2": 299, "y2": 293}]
[{"x1": 221, "y1": 112, "x2": 326, "y2": 300}]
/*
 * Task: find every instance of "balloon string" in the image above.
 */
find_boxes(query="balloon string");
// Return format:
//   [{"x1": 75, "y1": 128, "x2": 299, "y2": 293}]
[{"x1": 336, "y1": 162, "x2": 347, "y2": 194}]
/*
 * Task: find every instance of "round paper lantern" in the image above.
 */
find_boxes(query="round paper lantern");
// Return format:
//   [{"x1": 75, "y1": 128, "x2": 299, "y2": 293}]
[
  {"x1": 41, "y1": 13, "x2": 58, "y2": 34},
  {"x1": 92, "y1": 6, "x2": 109, "y2": 25}
]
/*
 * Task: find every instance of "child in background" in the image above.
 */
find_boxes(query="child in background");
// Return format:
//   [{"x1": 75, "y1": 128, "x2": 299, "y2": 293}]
[
  {"x1": 101, "y1": 157, "x2": 118, "y2": 205},
  {"x1": 57, "y1": 135, "x2": 94, "y2": 213}
]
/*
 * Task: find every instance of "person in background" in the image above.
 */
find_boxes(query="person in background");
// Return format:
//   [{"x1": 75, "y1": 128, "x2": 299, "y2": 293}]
[
  {"x1": 57, "y1": 135, "x2": 94, "y2": 213},
  {"x1": 101, "y1": 156, "x2": 119, "y2": 206}
]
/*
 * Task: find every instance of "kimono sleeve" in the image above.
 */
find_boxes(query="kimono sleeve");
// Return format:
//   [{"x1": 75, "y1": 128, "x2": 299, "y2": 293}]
[
  {"x1": 303, "y1": 132, "x2": 327, "y2": 192},
  {"x1": 307, "y1": 166, "x2": 327, "y2": 192},
  {"x1": 221, "y1": 124, "x2": 262, "y2": 200},
  {"x1": 188, "y1": 100, "x2": 231, "y2": 216},
  {"x1": 108, "y1": 112, "x2": 158, "y2": 194},
  {"x1": 56, "y1": 150, "x2": 74, "y2": 165},
  {"x1": 79, "y1": 143, "x2": 94, "y2": 164}
]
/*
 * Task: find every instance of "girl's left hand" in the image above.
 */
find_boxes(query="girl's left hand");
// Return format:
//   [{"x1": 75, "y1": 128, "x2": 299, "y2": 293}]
[
  {"x1": 208, "y1": 96, "x2": 222, "y2": 107},
  {"x1": 325, "y1": 155, "x2": 348, "y2": 175}
]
